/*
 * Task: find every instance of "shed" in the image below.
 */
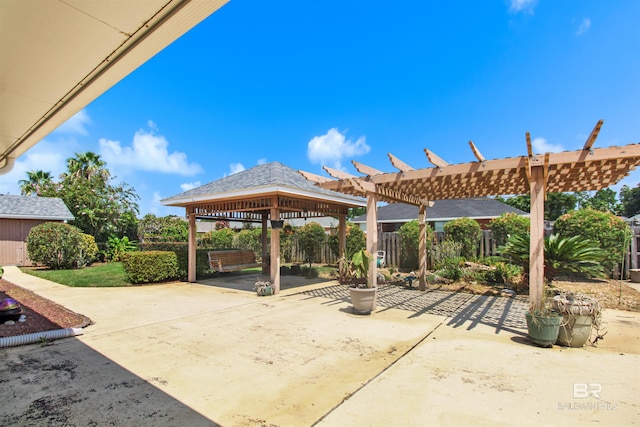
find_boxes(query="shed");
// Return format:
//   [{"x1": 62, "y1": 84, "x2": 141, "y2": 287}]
[{"x1": 0, "y1": 195, "x2": 74, "y2": 266}]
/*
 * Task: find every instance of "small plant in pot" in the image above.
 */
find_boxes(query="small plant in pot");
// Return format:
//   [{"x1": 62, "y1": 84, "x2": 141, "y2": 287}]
[
  {"x1": 552, "y1": 291, "x2": 604, "y2": 347},
  {"x1": 339, "y1": 249, "x2": 377, "y2": 314}
]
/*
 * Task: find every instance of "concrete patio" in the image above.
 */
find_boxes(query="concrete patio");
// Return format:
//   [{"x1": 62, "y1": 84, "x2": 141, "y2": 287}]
[{"x1": 1, "y1": 266, "x2": 638, "y2": 426}]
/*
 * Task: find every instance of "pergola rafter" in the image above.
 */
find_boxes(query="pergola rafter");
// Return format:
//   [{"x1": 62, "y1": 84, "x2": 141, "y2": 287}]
[{"x1": 303, "y1": 121, "x2": 640, "y2": 308}]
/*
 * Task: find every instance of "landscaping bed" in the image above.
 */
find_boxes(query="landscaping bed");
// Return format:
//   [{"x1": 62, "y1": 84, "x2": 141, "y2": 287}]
[{"x1": 0, "y1": 279, "x2": 91, "y2": 338}]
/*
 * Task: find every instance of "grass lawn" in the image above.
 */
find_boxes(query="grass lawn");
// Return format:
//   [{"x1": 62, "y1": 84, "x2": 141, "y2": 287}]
[{"x1": 21, "y1": 262, "x2": 131, "y2": 287}]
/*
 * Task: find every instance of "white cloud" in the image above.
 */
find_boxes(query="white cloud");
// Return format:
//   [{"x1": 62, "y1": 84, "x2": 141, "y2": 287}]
[
  {"x1": 0, "y1": 139, "x2": 69, "y2": 195},
  {"x1": 532, "y1": 137, "x2": 564, "y2": 154},
  {"x1": 307, "y1": 128, "x2": 370, "y2": 170},
  {"x1": 229, "y1": 163, "x2": 245, "y2": 175},
  {"x1": 53, "y1": 109, "x2": 91, "y2": 136},
  {"x1": 99, "y1": 127, "x2": 203, "y2": 176},
  {"x1": 180, "y1": 181, "x2": 201, "y2": 191},
  {"x1": 576, "y1": 18, "x2": 591, "y2": 36},
  {"x1": 257, "y1": 158, "x2": 268, "y2": 165},
  {"x1": 509, "y1": 0, "x2": 536, "y2": 14}
]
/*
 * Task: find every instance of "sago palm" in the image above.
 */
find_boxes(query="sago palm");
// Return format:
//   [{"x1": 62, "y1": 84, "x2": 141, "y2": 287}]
[{"x1": 499, "y1": 233, "x2": 605, "y2": 282}]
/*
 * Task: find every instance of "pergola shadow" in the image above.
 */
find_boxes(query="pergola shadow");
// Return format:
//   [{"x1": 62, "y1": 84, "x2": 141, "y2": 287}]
[{"x1": 299, "y1": 283, "x2": 528, "y2": 335}]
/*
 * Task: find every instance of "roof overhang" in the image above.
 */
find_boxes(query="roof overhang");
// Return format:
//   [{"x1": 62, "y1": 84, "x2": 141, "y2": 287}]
[{"x1": 0, "y1": 0, "x2": 229, "y2": 174}]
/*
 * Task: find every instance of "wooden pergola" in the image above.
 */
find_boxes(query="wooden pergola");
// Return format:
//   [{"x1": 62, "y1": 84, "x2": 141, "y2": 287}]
[
  {"x1": 161, "y1": 162, "x2": 365, "y2": 293},
  {"x1": 302, "y1": 121, "x2": 640, "y2": 308}
]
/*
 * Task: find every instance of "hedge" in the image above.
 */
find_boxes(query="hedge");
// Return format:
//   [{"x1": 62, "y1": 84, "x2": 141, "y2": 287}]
[{"x1": 122, "y1": 251, "x2": 179, "y2": 284}]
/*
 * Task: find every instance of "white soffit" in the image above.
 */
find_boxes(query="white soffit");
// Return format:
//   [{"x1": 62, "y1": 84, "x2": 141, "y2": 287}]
[{"x1": 0, "y1": 0, "x2": 229, "y2": 172}]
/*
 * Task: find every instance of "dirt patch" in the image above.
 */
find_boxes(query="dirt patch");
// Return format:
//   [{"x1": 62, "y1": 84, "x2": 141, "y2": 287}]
[{"x1": 0, "y1": 279, "x2": 91, "y2": 338}]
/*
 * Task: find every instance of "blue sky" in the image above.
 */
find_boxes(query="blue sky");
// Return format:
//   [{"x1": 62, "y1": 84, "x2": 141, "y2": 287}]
[{"x1": 1, "y1": 0, "x2": 639, "y2": 216}]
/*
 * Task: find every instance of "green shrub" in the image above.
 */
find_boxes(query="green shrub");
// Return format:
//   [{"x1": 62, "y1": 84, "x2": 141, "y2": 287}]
[
  {"x1": 122, "y1": 251, "x2": 179, "y2": 284},
  {"x1": 139, "y1": 242, "x2": 216, "y2": 280},
  {"x1": 553, "y1": 208, "x2": 631, "y2": 276},
  {"x1": 398, "y1": 220, "x2": 433, "y2": 270},
  {"x1": 499, "y1": 233, "x2": 605, "y2": 282},
  {"x1": 328, "y1": 222, "x2": 366, "y2": 259},
  {"x1": 432, "y1": 240, "x2": 463, "y2": 270},
  {"x1": 481, "y1": 262, "x2": 522, "y2": 285},
  {"x1": 233, "y1": 228, "x2": 262, "y2": 252},
  {"x1": 300, "y1": 265, "x2": 319, "y2": 278},
  {"x1": 444, "y1": 217, "x2": 481, "y2": 259},
  {"x1": 489, "y1": 213, "x2": 530, "y2": 247},
  {"x1": 439, "y1": 257, "x2": 464, "y2": 281},
  {"x1": 26, "y1": 222, "x2": 90, "y2": 269},
  {"x1": 79, "y1": 233, "x2": 99, "y2": 266},
  {"x1": 297, "y1": 222, "x2": 326, "y2": 265},
  {"x1": 202, "y1": 228, "x2": 235, "y2": 249}
]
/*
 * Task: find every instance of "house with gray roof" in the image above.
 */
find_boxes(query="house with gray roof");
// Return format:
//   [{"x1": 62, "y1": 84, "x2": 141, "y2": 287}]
[
  {"x1": 351, "y1": 198, "x2": 528, "y2": 232},
  {"x1": 0, "y1": 195, "x2": 74, "y2": 266}
]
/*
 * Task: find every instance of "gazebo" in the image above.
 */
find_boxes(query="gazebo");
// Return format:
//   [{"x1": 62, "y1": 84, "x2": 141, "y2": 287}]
[
  {"x1": 302, "y1": 121, "x2": 640, "y2": 309},
  {"x1": 161, "y1": 162, "x2": 365, "y2": 292}
]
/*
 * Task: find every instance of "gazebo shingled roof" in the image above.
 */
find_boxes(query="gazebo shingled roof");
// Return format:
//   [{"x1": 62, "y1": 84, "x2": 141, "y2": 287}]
[
  {"x1": 162, "y1": 161, "x2": 364, "y2": 221},
  {"x1": 161, "y1": 162, "x2": 365, "y2": 292}
]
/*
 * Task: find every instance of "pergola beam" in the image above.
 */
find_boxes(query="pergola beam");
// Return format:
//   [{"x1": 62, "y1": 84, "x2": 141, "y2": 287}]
[
  {"x1": 388, "y1": 153, "x2": 415, "y2": 172},
  {"x1": 323, "y1": 165, "x2": 356, "y2": 180},
  {"x1": 352, "y1": 160, "x2": 384, "y2": 176},
  {"x1": 424, "y1": 148, "x2": 449, "y2": 168},
  {"x1": 469, "y1": 140, "x2": 485, "y2": 162},
  {"x1": 583, "y1": 119, "x2": 604, "y2": 151},
  {"x1": 299, "y1": 170, "x2": 332, "y2": 183}
]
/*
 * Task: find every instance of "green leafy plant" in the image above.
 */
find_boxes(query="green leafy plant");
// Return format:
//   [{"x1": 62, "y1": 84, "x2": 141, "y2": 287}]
[
  {"x1": 432, "y1": 240, "x2": 463, "y2": 270},
  {"x1": 297, "y1": 222, "x2": 326, "y2": 267},
  {"x1": 443, "y1": 217, "x2": 481, "y2": 259},
  {"x1": 398, "y1": 220, "x2": 433, "y2": 270},
  {"x1": 553, "y1": 208, "x2": 632, "y2": 276},
  {"x1": 107, "y1": 235, "x2": 138, "y2": 262},
  {"x1": 499, "y1": 233, "x2": 605, "y2": 283},
  {"x1": 328, "y1": 222, "x2": 366, "y2": 259},
  {"x1": 26, "y1": 222, "x2": 92, "y2": 269},
  {"x1": 337, "y1": 249, "x2": 372, "y2": 287},
  {"x1": 489, "y1": 212, "x2": 530, "y2": 247}
]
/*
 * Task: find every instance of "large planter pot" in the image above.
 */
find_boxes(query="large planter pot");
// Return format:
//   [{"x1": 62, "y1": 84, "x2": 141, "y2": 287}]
[
  {"x1": 525, "y1": 312, "x2": 562, "y2": 347},
  {"x1": 557, "y1": 315, "x2": 592, "y2": 347},
  {"x1": 630, "y1": 269, "x2": 640, "y2": 283},
  {"x1": 349, "y1": 287, "x2": 377, "y2": 314}
]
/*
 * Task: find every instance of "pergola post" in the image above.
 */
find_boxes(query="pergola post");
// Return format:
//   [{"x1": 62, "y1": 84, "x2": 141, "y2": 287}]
[
  {"x1": 366, "y1": 192, "x2": 378, "y2": 287},
  {"x1": 529, "y1": 166, "x2": 545, "y2": 309},
  {"x1": 261, "y1": 213, "x2": 268, "y2": 275},
  {"x1": 188, "y1": 213, "x2": 197, "y2": 283},
  {"x1": 270, "y1": 207, "x2": 281, "y2": 294},
  {"x1": 339, "y1": 214, "x2": 346, "y2": 267},
  {"x1": 418, "y1": 204, "x2": 427, "y2": 291}
]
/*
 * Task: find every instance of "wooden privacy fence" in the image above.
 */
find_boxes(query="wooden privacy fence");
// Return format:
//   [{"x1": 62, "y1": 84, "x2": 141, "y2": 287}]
[{"x1": 288, "y1": 230, "x2": 498, "y2": 268}]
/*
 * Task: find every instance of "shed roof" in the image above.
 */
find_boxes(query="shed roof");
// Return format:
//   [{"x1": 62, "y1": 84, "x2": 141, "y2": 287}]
[
  {"x1": 0, "y1": 195, "x2": 74, "y2": 221},
  {"x1": 351, "y1": 198, "x2": 527, "y2": 223}
]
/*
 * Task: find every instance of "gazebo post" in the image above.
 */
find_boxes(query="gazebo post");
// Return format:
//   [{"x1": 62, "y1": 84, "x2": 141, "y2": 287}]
[
  {"x1": 418, "y1": 204, "x2": 427, "y2": 291},
  {"x1": 366, "y1": 192, "x2": 378, "y2": 287},
  {"x1": 529, "y1": 166, "x2": 545, "y2": 309},
  {"x1": 261, "y1": 213, "x2": 268, "y2": 275},
  {"x1": 270, "y1": 207, "x2": 281, "y2": 294},
  {"x1": 188, "y1": 212, "x2": 197, "y2": 283}
]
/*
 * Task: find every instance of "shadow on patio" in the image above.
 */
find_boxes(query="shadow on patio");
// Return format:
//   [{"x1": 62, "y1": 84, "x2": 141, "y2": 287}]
[{"x1": 298, "y1": 283, "x2": 529, "y2": 335}]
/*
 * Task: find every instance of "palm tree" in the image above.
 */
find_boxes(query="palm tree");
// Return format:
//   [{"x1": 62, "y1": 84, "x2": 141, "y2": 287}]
[
  {"x1": 18, "y1": 170, "x2": 55, "y2": 196},
  {"x1": 499, "y1": 233, "x2": 605, "y2": 282},
  {"x1": 65, "y1": 152, "x2": 109, "y2": 180}
]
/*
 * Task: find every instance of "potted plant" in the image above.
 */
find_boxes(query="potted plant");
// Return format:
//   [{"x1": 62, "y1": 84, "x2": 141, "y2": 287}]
[
  {"x1": 500, "y1": 233, "x2": 605, "y2": 347},
  {"x1": 339, "y1": 249, "x2": 377, "y2": 314},
  {"x1": 552, "y1": 292, "x2": 603, "y2": 347}
]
